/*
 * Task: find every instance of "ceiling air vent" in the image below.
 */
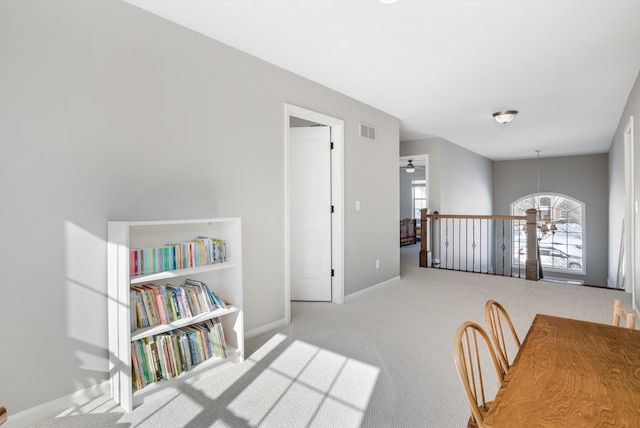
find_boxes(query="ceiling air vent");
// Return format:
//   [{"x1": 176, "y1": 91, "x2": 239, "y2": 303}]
[{"x1": 360, "y1": 122, "x2": 376, "y2": 141}]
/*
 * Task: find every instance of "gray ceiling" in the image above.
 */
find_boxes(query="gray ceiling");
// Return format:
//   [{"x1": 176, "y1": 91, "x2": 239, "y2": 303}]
[{"x1": 125, "y1": 0, "x2": 640, "y2": 160}]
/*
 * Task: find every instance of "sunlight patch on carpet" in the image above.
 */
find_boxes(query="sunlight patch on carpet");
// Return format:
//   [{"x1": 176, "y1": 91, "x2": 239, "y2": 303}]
[{"x1": 228, "y1": 339, "x2": 379, "y2": 427}]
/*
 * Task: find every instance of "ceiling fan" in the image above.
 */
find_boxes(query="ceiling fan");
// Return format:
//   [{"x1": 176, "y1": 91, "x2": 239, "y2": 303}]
[{"x1": 400, "y1": 160, "x2": 426, "y2": 173}]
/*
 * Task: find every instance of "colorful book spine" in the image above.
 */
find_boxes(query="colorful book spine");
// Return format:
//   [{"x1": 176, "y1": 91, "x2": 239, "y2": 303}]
[
  {"x1": 130, "y1": 317, "x2": 229, "y2": 391},
  {"x1": 130, "y1": 279, "x2": 231, "y2": 334},
  {"x1": 129, "y1": 238, "x2": 227, "y2": 277}
]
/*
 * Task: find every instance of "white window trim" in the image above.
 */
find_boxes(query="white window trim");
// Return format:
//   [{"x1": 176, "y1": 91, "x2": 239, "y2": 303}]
[{"x1": 511, "y1": 192, "x2": 585, "y2": 275}]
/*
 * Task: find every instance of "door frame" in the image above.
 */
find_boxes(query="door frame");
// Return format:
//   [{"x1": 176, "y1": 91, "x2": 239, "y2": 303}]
[
  {"x1": 284, "y1": 104, "x2": 344, "y2": 324},
  {"x1": 624, "y1": 116, "x2": 636, "y2": 306}
]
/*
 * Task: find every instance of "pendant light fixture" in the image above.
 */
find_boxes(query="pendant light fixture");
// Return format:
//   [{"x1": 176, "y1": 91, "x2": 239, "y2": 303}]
[{"x1": 535, "y1": 149, "x2": 556, "y2": 238}]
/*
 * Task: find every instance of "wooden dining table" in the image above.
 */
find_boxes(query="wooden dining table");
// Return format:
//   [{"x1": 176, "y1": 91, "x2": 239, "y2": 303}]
[{"x1": 483, "y1": 313, "x2": 640, "y2": 427}]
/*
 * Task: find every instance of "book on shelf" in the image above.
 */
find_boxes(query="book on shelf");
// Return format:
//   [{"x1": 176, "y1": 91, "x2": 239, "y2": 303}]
[
  {"x1": 145, "y1": 284, "x2": 170, "y2": 325},
  {"x1": 184, "y1": 279, "x2": 227, "y2": 309},
  {"x1": 197, "y1": 324, "x2": 212, "y2": 360},
  {"x1": 134, "y1": 285, "x2": 159, "y2": 326},
  {"x1": 129, "y1": 237, "x2": 228, "y2": 277},
  {"x1": 181, "y1": 326, "x2": 202, "y2": 365},
  {"x1": 165, "y1": 284, "x2": 190, "y2": 319},
  {"x1": 191, "y1": 325, "x2": 206, "y2": 363},
  {"x1": 204, "y1": 318, "x2": 228, "y2": 359},
  {"x1": 175, "y1": 330, "x2": 191, "y2": 372},
  {"x1": 130, "y1": 291, "x2": 139, "y2": 331},
  {"x1": 131, "y1": 288, "x2": 149, "y2": 329},
  {"x1": 147, "y1": 337, "x2": 163, "y2": 382},
  {"x1": 157, "y1": 335, "x2": 172, "y2": 380},
  {"x1": 163, "y1": 285, "x2": 179, "y2": 322},
  {"x1": 130, "y1": 279, "x2": 231, "y2": 333},
  {"x1": 130, "y1": 316, "x2": 231, "y2": 390},
  {"x1": 130, "y1": 317, "x2": 231, "y2": 391},
  {"x1": 131, "y1": 342, "x2": 143, "y2": 391}
]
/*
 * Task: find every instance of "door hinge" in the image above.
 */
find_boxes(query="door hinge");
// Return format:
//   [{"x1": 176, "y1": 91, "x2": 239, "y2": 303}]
[
  {"x1": 330, "y1": 142, "x2": 334, "y2": 150},
  {"x1": 331, "y1": 205, "x2": 335, "y2": 213},
  {"x1": 331, "y1": 269, "x2": 335, "y2": 277}
]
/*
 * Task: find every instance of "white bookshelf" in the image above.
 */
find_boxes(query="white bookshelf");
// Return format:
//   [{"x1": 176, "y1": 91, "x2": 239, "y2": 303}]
[{"x1": 107, "y1": 218, "x2": 244, "y2": 412}]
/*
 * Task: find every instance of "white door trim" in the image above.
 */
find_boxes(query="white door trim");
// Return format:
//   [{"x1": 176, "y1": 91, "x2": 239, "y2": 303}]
[
  {"x1": 284, "y1": 104, "x2": 344, "y2": 324},
  {"x1": 624, "y1": 116, "x2": 636, "y2": 305}
]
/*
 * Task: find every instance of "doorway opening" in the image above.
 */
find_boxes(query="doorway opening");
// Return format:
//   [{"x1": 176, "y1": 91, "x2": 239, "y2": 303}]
[
  {"x1": 399, "y1": 155, "x2": 428, "y2": 245},
  {"x1": 284, "y1": 104, "x2": 344, "y2": 325}
]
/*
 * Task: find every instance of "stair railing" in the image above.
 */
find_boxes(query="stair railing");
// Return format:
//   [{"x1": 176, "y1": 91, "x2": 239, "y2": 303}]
[{"x1": 419, "y1": 208, "x2": 539, "y2": 280}]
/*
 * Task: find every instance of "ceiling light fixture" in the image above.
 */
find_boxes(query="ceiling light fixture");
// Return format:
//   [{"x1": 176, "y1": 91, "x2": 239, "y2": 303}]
[
  {"x1": 405, "y1": 160, "x2": 415, "y2": 173},
  {"x1": 379, "y1": 0, "x2": 399, "y2": 4},
  {"x1": 492, "y1": 110, "x2": 519, "y2": 125}
]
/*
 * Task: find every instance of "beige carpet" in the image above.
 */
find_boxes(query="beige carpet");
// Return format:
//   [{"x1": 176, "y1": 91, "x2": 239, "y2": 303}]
[{"x1": 27, "y1": 244, "x2": 631, "y2": 427}]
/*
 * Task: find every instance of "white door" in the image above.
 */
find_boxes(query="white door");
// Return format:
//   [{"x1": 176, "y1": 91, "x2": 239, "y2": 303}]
[{"x1": 290, "y1": 126, "x2": 332, "y2": 301}]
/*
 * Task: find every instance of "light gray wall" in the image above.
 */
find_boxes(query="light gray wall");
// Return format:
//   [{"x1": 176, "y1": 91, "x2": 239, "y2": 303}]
[
  {"x1": 0, "y1": 0, "x2": 399, "y2": 414},
  {"x1": 401, "y1": 137, "x2": 493, "y2": 214},
  {"x1": 440, "y1": 141, "x2": 493, "y2": 214},
  {"x1": 608, "y1": 71, "x2": 640, "y2": 307},
  {"x1": 494, "y1": 154, "x2": 609, "y2": 286}
]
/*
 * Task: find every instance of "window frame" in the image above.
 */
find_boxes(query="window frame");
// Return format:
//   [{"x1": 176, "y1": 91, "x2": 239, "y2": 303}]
[
  {"x1": 412, "y1": 179, "x2": 427, "y2": 220},
  {"x1": 511, "y1": 192, "x2": 585, "y2": 275}
]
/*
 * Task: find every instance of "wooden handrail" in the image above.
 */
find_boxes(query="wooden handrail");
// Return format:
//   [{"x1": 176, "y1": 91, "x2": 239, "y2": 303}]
[{"x1": 425, "y1": 214, "x2": 526, "y2": 221}]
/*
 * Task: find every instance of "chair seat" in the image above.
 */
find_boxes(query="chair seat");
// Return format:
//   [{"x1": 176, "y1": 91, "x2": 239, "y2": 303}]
[{"x1": 467, "y1": 403, "x2": 490, "y2": 428}]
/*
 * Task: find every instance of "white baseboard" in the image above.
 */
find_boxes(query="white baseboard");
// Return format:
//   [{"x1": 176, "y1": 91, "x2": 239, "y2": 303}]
[
  {"x1": 4, "y1": 381, "x2": 111, "y2": 428},
  {"x1": 345, "y1": 276, "x2": 401, "y2": 302},
  {"x1": 246, "y1": 276, "x2": 402, "y2": 337},
  {"x1": 245, "y1": 318, "x2": 287, "y2": 340}
]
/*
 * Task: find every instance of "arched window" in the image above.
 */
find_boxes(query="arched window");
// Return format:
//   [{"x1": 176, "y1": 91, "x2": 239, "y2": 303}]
[{"x1": 511, "y1": 193, "x2": 584, "y2": 273}]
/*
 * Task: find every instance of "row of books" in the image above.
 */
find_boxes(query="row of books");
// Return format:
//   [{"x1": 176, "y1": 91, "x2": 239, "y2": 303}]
[
  {"x1": 130, "y1": 279, "x2": 227, "y2": 332},
  {"x1": 131, "y1": 318, "x2": 228, "y2": 392},
  {"x1": 130, "y1": 236, "x2": 227, "y2": 276}
]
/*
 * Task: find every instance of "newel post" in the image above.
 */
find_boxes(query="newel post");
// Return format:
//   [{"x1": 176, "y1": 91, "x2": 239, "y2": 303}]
[
  {"x1": 525, "y1": 208, "x2": 538, "y2": 281},
  {"x1": 420, "y1": 208, "x2": 428, "y2": 267}
]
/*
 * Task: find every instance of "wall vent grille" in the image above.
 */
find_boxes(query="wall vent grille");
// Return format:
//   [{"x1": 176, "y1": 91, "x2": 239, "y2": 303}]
[{"x1": 360, "y1": 122, "x2": 376, "y2": 141}]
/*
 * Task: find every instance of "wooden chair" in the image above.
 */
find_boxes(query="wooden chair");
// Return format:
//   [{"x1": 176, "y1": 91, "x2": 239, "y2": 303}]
[
  {"x1": 612, "y1": 298, "x2": 636, "y2": 329},
  {"x1": 454, "y1": 321, "x2": 504, "y2": 428},
  {"x1": 484, "y1": 300, "x2": 521, "y2": 375},
  {"x1": 0, "y1": 405, "x2": 6, "y2": 425}
]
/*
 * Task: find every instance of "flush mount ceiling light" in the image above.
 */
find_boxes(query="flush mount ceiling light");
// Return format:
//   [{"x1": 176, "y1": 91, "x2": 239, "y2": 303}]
[
  {"x1": 405, "y1": 160, "x2": 415, "y2": 173},
  {"x1": 379, "y1": 0, "x2": 399, "y2": 4},
  {"x1": 492, "y1": 110, "x2": 519, "y2": 124}
]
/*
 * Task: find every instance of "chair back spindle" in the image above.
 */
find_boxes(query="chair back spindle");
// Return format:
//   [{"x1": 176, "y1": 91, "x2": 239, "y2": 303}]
[
  {"x1": 612, "y1": 298, "x2": 636, "y2": 329},
  {"x1": 454, "y1": 321, "x2": 504, "y2": 427},
  {"x1": 485, "y1": 300, "x2": 521, "y2": 375}
]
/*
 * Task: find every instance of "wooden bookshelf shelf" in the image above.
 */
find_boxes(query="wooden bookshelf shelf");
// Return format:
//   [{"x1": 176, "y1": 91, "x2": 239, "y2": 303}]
[
  {"x1": 130, "y1": 306, "x2": 240, "y2": 342},
  {"x1": 129, "y1": 262, "x2": 239, "y2": 285}
]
